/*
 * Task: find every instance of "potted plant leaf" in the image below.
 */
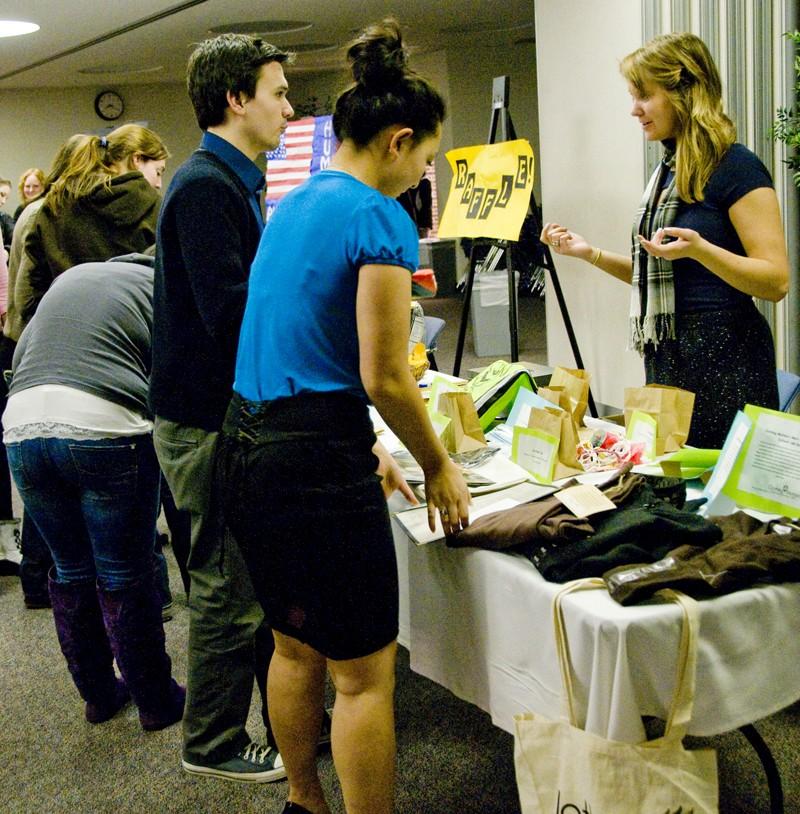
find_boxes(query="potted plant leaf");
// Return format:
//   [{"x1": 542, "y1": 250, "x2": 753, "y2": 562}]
[{"x1": 772, "y1": 30, "x2": 800, "y2": 188}]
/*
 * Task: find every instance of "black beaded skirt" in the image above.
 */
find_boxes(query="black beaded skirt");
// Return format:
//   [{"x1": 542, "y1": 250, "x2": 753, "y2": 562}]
[{"x1": 643, "y1": 304, "x2": 778, "y2": 449}]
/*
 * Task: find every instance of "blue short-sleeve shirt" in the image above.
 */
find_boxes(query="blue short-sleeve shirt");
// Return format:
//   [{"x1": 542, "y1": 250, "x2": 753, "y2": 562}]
[{"x1": 234, "y1": 170, "x2": 419, "y2": 401}]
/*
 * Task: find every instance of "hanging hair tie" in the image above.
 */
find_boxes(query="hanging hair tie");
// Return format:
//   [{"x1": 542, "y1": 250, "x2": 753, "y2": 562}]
[{"x1": 99, "y1": 136, "x2": 108, "y2": 149}]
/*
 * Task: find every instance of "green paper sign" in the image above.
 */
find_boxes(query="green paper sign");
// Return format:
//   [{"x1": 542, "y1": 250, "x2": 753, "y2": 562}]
[
  {"x1": 722, "y1": 404, "x2": 800, "y2": 517},
  {"x1": 512, "y1": 426, "x2": 558, "y2": 483}
]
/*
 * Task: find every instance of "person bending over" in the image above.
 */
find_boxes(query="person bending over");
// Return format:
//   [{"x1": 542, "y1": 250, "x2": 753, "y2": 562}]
[{"x1": 216, "y1": 19, "x2": 470, "y2": 814}]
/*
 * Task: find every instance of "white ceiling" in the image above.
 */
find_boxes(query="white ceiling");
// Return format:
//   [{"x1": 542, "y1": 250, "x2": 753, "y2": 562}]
[{"x1": 0, "y1": 0, "x2": 535, "y2": 89}]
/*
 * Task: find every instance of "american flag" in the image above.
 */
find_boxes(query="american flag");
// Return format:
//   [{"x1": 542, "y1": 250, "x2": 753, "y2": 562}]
[{"x1": 264, "y1": 114, "x2": 337, "y2": 220}]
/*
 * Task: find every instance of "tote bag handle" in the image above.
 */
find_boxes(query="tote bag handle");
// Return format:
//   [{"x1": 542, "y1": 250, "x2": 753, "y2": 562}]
[{"x1": 552, "y1": 579, "x2": 700, "y2": 743}]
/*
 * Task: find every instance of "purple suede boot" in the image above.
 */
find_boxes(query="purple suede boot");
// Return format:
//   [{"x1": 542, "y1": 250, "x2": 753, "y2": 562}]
[
  {"x1": 97, "y1": 569, "x2": 185, "y2": 731},
  {"x1": 48, "y1": 571, "x2": 130, "y2": 723}
]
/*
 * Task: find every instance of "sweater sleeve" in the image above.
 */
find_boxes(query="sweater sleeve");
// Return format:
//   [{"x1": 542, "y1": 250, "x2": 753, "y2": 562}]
[
  {"x1": 169, "y1": 172, "x2": 250, "y2": 363},
  {"x1": 19, "y1": 210, "x2": 55, "y2": 323}
]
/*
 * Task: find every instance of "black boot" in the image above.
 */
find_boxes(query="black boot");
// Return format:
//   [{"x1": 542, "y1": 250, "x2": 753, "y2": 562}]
[
  {"x1": 97, "y1": 569, "x2": 185, "y2": 731},
  {"x1": 48, "y1": 571, "x2": 130, "y2": 723}
]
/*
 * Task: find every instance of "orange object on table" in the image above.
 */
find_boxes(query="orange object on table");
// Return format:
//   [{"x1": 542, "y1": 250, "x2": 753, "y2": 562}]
[{"x1": 412, "y1": 268, "x2": 437, "y2": 297}]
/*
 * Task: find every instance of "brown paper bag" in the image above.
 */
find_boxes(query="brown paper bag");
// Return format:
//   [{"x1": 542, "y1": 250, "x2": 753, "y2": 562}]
[
  {"x1": 624, "y1": 384, "x2": 695, "y2": 455},
  {"x1": 537, "y1": 385, "x2": 572, "y2": 412},
  {"x1": 549, "y1": 366, "x2": 591, "y2": 426},
  {"x1": 438, "y1": 391, "x2": 487, "y2": 453},
  {"x1": 528, "y1": 406, "x2": 584, "y2": 480}
]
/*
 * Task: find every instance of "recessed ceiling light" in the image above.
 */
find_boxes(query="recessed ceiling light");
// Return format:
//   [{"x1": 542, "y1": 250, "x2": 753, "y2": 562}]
[
  {"x1": 0, "y1": 20, "x2": 40, "y2": 38},
  {"x1": 209, "y1": 20, "x2": 312, "y2": 36}
]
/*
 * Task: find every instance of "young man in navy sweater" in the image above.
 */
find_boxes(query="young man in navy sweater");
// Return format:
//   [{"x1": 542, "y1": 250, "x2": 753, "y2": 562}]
[{"x1": 150, "y1": 34, "x2": 294, "y2": 782}]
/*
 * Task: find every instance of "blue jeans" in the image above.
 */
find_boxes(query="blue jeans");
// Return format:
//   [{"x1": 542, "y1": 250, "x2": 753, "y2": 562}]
[{"x1": 6, "y1": 434, "x2": 161, "y2": 590}]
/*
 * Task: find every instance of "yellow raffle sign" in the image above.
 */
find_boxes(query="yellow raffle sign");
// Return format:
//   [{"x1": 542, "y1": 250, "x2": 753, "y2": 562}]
[{"x1": 438, "y1": 139, "x2": 534, "y2": 241}]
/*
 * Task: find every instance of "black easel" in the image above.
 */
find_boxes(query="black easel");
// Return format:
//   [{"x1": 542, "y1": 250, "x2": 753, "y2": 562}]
[{"x1": 451, "y1": 76, "x2": 597, "y2": 419}]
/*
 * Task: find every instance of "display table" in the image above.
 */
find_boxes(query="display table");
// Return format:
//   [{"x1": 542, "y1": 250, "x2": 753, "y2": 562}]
[{"x1": 391, "y1": 506, "x2": 800, "y2": 745}]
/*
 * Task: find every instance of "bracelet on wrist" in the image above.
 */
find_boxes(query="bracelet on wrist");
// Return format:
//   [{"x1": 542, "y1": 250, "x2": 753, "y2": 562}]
[{"x1": 590, "y1": 247, "x2": 603, "y2": 266}]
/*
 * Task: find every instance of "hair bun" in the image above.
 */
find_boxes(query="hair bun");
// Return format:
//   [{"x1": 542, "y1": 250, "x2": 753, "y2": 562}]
[{"x1": 347, "y1": 18, "x2": 407, "y2": 88}]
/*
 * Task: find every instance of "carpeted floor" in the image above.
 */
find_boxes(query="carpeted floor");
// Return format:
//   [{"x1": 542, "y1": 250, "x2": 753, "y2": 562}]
[{"x1": 1, "y1": 540, "x2": 799, "y2": 813}]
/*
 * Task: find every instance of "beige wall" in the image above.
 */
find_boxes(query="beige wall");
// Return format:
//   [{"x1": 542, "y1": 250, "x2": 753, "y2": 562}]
[
  {"x1": 445, "y1": 40, "x2": 538, "y2": 194},
  {"x1": 535, "y1": 0, "x2": 645, "y2": 409},
  {"x1": 0, "y1": 83, "x2": 199, "y2": 209}
]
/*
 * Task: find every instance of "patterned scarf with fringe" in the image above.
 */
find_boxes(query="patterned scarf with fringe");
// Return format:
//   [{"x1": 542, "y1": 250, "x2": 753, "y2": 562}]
[{"x1": 629, "y1": 147, "x2": 680, "y2": 354}]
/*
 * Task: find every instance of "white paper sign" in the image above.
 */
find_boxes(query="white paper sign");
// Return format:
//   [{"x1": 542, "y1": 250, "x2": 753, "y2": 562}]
[
  {"x1": 736, "y1": 411, "x2": 800, "y2": 507},
  {"x1": 512, "y1": 426, "x2": 558, "y2": 483}
]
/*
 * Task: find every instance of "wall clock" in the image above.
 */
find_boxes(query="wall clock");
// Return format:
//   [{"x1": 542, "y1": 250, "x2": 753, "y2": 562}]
[{"x1": 94, "y1": 90, "x2": 124, "y2": 121}]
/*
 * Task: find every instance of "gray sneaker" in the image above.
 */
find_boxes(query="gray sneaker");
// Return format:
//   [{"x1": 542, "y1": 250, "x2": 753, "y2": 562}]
[{"x1": 182, "y1": 742, "x2": 286, "y2": 783}]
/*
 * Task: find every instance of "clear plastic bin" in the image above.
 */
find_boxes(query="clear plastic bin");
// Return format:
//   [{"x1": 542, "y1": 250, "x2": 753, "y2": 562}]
[{"x1": 470, "y1": 270, "x2": 518, "y2": 357}]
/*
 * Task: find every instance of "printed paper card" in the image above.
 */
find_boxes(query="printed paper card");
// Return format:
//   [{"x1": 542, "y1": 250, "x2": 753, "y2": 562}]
[
  {"x1": 512, "y1": 426, "x2": 558, "y2": 483},
  {"x1": 554, "y1": 483, "x2": 616, "y2": 517},
  {"x1": 722, "y1": 405, "x2": 800, "y2": 517},
  {"x1": 627, "y1": 410, "x2": 657, "y2": 460}
]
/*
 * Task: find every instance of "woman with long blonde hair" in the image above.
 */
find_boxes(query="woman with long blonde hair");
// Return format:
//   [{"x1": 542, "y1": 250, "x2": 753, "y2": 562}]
[
  {"x1": 23, "y1": 123, "x2": 169, "y2": 313},
  {"x1": 541, "y1": 32, "x2": 789, "y2": 448}
]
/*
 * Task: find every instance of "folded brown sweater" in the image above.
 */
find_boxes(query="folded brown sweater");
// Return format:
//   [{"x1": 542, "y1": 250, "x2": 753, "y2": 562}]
[
  {"x1": 605, "y1": 513, "x2": 800, "y2": 604},
  {"x1": 447, "y1": 467, "x2": 640, "y2": 552}
]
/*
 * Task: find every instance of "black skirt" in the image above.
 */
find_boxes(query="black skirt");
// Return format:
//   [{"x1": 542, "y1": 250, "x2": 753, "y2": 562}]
[
  {"x1": 644, "y1": 304, "x2": 778, "y2": 449},
  {"x1": 216, "y1": 391, "x2": 398, "y2": 661}
]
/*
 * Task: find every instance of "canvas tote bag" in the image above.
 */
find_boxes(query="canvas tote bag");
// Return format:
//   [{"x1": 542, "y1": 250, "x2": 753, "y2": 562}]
[{"x1": 514, "y1": 579, "x2": 718, "y2": 813}]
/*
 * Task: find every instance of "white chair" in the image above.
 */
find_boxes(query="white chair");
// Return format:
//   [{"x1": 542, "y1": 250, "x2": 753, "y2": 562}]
[{"x1": 777, "y1": 369, "x2": 800, "y2": 412}]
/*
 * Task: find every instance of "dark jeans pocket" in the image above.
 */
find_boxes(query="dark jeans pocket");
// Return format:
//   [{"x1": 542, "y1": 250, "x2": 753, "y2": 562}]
[{"x1": 68, "y1": 441, "x2": 139, "y2": 498}]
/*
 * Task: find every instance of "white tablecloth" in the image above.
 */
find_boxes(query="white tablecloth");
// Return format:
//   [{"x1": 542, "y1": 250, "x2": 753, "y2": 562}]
[{"x1": 391, "y1": 509, "x2": 800, "y2": 743}]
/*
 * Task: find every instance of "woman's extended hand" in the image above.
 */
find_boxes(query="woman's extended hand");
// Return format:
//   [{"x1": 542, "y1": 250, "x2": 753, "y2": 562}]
[
  {"x1": 639, "y1": 226, "x2": 702, "y2": 260},
  {"x1": 424, "y1": 458, "x2": 471, "y2": 534},
  {"x1": 540, "y1": 222, "x2": 593, "y2": 260},
  {"x1": 373, "y1": 440, "x2": 418, "y2": 504}
]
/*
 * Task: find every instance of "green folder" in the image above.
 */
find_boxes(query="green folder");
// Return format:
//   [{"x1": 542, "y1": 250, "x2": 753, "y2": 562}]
[{"x1": 466, "y1": 360, "x2": 536, "y2": 431}]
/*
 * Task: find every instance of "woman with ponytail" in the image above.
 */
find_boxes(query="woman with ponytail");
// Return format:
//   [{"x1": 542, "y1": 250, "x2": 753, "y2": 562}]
[
  {"x1": 541, "y1": 32, "x2": 789, "y2": 448},
  {"x1": 217, "y1": 18, "x2": 470, "y2": 814},
  {"x1": 22, "y1": 124, "x2": 168, "y2": 317}
]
